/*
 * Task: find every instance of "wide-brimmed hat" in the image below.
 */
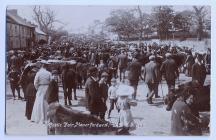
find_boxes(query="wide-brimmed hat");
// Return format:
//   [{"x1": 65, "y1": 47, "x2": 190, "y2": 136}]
[
  {"x1": 165, "y1": 53, "x2": 172, "y2": 58},
  {"x1": 149, "y1": 55, "x2": 155, "y2": 60},
  {"x1": 116, "y1": 84, "x2": 134, "y2": 96},
  {"x1": 40, "y1": 60, "x2": 49, "y2": 64},
  {"x1": 101, "y1": 72, "x2": 109, "y2": 77}
]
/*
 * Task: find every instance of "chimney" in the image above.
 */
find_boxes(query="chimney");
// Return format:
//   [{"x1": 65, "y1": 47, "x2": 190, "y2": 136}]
[{"x1": 8, "y1": 9, "x2": 18, "y2": 15}]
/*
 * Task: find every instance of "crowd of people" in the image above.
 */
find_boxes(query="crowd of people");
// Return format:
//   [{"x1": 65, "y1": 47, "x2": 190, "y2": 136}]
[{"x1": 7, "y1": 40, "x2": 211, "y2": 135}]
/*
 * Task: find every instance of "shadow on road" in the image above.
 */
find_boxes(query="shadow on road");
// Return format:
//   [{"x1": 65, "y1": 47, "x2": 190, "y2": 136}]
[
  {"x1": 71, "y1": 96, "x2": 86, "y2": 107},
  {"x1": 6, "y1": 94, "x2": 14, "y2": 100},
  {"x1": 150, "y1": 101, "x2": 164, "y2": 108}
]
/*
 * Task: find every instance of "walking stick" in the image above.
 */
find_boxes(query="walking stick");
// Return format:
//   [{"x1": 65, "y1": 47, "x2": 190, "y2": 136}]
[{"x1": 160, "y1": 82, "x2": 165, "y2": 104}]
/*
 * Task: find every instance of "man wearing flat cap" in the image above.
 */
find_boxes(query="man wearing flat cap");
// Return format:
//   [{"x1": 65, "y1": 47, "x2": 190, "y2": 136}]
[
  {"x1": 85, "y1": 67, "x2": 107, "y2": 119},
  {"x1": 143, "y1": 55, "x2": 160, "y2": 104},
  {"x1": 160, "y1": 53, "x2": 179, "y2": 92}
]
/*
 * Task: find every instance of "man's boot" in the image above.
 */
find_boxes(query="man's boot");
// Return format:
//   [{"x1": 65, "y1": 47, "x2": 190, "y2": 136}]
[
  {"x1": 68, "y1": 100, "x2": 72, "y2": 105},
  {"x1": 74, "y1": 92, "x2": 77, "y2": 100},
  {"x1": 108, "y1": 110, "x2": 111, "y2": 118},
  {"x1": 64, "y1": 99, "x2": 68, "y2": 106}
]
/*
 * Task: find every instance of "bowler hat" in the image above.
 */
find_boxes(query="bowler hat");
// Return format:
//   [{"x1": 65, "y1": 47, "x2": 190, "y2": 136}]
[
  {"x1": 88, "y1": 67, "x2": 98, "y2": 75},
  {"x1": 149, "y1": 55, "x2": 155, "y2": 60}
]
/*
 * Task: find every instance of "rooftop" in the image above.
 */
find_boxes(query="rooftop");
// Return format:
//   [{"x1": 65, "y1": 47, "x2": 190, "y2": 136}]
[{"x1": 6, "y1": 9, "x2": 35, "y2": 28}]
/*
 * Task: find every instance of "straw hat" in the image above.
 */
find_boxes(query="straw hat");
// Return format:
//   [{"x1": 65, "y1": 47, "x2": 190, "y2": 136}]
[
  {"x1": 111, "y1": 78, "x2": 117, "y2": 83},
  {"x1": 116, "y1": 84, "x2": 134, "y2": 96},
  {"x1": 165, "y1": 53, "x2": 172, "y2": 58},
  {"x1": 40, "y1": 60, "x2": 49, "y2": 64},
  {"x1": 101, "y1": 72, "x2": 109, "y2": 77}
]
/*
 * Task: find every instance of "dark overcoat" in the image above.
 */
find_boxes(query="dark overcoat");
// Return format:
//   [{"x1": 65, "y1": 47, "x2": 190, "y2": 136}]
[
  {"x1": 191, "y1": 63, "x2": 206, "y2": 85},
  {"x1": 85, "y1": 77, "x2": 107, "y2": 113},
  {"x1": 128, "y1": 60, "x2": 142, "y2": 82},
  {"x1": 160, "y1": 58, "x2": 179, "y2": 81}
]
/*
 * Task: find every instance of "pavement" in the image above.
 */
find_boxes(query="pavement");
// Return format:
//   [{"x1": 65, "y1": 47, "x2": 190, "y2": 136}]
[{"x1": 5, "y1": 73, "x2": 210, "y2": 135}]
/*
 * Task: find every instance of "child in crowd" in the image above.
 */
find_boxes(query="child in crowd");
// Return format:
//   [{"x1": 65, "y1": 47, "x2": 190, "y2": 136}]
[
  {"x1": 116, "y1": 84, "x2": 136, "y2": 135},
  {"x1": 107, "y1": 78, "x2": 118, "y2": 118}
]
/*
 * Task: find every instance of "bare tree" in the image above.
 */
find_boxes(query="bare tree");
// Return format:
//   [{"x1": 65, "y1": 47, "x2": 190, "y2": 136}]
[
  {"x1": 134, "y1": 6, "x2": 152, "y2": 40},
  {"x1": 152, "y1": 6, "x2": 175, "y2": 40},
  {"x1": 193, "y1": 6, "x2": 208, "y2": 41},
  {"x1": 33, "y1": 6, "x2": 58, "y2": 40}
]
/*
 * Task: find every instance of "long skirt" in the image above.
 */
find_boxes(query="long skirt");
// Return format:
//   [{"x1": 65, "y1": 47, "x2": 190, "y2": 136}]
[
  {"x1": 31, "y1": 85, "x2": 49, "y2": 123},
  {"x1": 118, "y1": 109, "x2": 136, "y2": 130},
  {"x1": 25, "y1": 96, "x2": 36, "y2": 120}
]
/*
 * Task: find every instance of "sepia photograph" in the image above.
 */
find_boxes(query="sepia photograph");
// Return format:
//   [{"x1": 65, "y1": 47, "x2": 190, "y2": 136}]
[{"x1": 5, "y1": 4, "x2": 211, "y2": 136}]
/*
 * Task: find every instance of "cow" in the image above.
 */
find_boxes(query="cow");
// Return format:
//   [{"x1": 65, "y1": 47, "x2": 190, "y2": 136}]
[
  {"x1": 62, "y1": 64, "x2": 77, "y2": 105},
  {"x1": 164, "y1": 81, "x2": 210, "y2": 112},
  {"x1": 47, "y1": 103, "x2": 117, "y2": 135}
]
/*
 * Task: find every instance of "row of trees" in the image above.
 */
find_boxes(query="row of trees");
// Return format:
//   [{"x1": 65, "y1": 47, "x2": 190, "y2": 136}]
[
  {"x1": 32, "y1": 6, "x2": 210, "y2": 43},
  {"x1": 105, "y1": 6, "x2": 210, "y2": 41}
]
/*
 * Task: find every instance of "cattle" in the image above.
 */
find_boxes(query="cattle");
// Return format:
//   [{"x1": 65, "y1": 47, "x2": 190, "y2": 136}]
[
  {"x1": 62, "y1": 64, "x2": 77, "y2": 105},
  {"x1": 164, "y1": 81, "x2": 210, "y2": 112},
  {"x1": 47, "y1": 103, "x2": 117, "y2": 135},
  {"x1": 76, "y1": 61, "x2": 91, "y2": 88},
  {"x1": 171, "y1": 52, "x2": 187, "y2": 72}
]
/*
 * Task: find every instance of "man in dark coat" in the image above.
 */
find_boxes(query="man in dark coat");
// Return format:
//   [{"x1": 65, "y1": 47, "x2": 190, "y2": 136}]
[
  {"x1": 160, "y1": 53, "x2": 179, "y2": 91},
  {"x1": 191, "y1": 54, "x2": 206, "y2": 86},
  {"x1": 108, "y1": 55, "x2": 118, "y2": 79},
  {"x1": 128, "y1": 54, "x2": 142, "y2": 100},
  {"x1": 8, "y1": 65, "x2": 22, "y2": 100},
  {"x1": 185, "y1": 51, "x2": 195, "y2": 77},
  {"x1": 85, "y1": 67, "x2": 107, "y2": 119},
  {"x1": 98, "y1": 72, "x2": 109, "y2": 120},
  {"x1": 143, "y1": 55, "x2": 160, "y2": 104},
  {"x1": 118, "y1": 50, "x2": 128, "y2": 82}
]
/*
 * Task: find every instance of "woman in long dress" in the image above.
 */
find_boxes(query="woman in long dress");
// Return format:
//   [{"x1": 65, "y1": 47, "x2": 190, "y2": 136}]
[{"x1": 31, "y1": 63, "x2": 52, "y2": 124}]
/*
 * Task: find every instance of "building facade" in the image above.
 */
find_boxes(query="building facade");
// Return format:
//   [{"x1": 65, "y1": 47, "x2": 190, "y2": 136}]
[
  {"x1": 6, "y1": 9, "x2": 35, "y2": 50},
  {"x1": 35, "y1": 27, "x2": 48, "y2": 45}
]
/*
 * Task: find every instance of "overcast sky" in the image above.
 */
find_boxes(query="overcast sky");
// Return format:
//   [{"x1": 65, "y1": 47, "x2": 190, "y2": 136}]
[{"x1": 7, "y1": 5, "x2": 210, "y2": 33}]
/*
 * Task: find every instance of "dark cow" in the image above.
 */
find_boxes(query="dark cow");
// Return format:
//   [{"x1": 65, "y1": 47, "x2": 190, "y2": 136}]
[
  {"x1": 76, "y1": 62, "x2": 91, "y2": 88},
  {"x1": 47, "y1": 104, "x2": 117, "y2": 135},
  {"x1": 171, "y1": 52, "x2": 187, "y2": 72},
  {"x1": 62, "y1": 64, "x2": 77, "y2": 105},
  {"x1": 164, "y1": 81, "x2": 210, "y2": 112}
]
